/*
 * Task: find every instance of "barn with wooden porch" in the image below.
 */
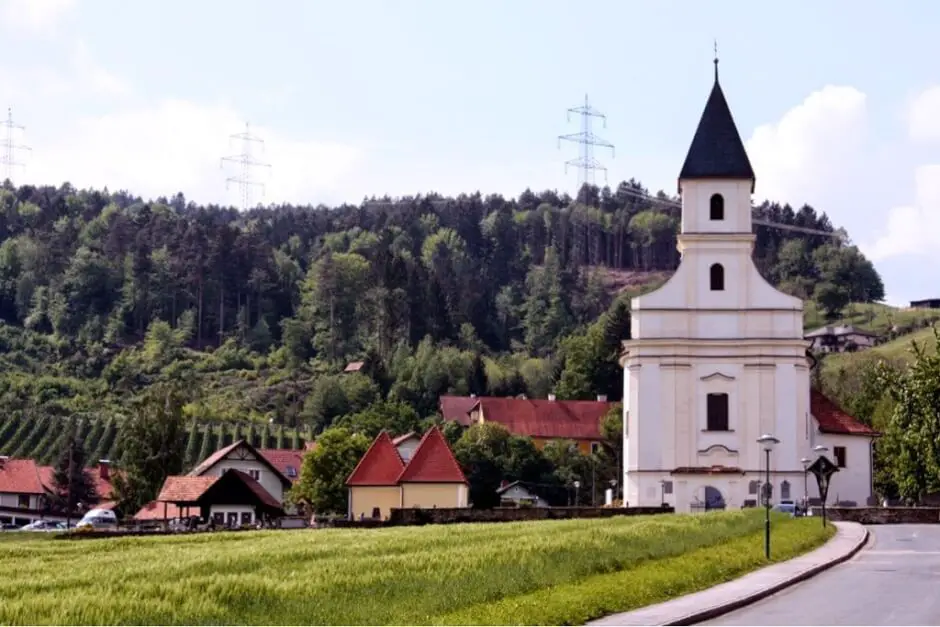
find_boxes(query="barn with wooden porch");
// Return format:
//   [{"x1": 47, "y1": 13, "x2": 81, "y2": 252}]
[{"x1": 154, "y1": 468, "x2": 284, "y2": 527}]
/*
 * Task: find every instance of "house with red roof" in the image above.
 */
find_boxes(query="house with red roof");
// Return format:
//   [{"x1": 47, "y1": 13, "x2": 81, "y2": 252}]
[
  {"x1": 133, "y1": 440, "x2": 304, "y2": 523},
  {"x1": 346, "y1": 426, "x2": 468, "y2": 521},
  {"x1": 0, "y1": 457, "x2": 118, "y2": 527},
  {"x1": 439, "y1": 394, "x2": 614, "y2": 454}
]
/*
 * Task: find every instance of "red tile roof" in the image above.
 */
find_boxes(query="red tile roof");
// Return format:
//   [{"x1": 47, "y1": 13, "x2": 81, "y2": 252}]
[
  {"x1": 188, "y1": 439, "x2": 293, "y2": 486},
  {"x1": 396, "y1": 427, "x2": 467, "y2": 484},
  {"x1": 258, "y1": 449, "x2": 304, "y2": 482},
  {"x1": 132, "y1": 500, "x2": 186, "y2": 521},
  {"x1": 0, "y1": 458, "x2": 45, "y2": 494},
  {"x1": 157, "y1": 476, "x2": 220, "y2": 503},
  {"x1": 439, "y1": 395, "x2": 480, "y2": 426},
  {"x1": 345, "y1": 432, "x2": 405, "y2": 487},
  {"x1": 456, "y1": 396, "x2": 612, "y2": 440},
  {"x1": 36, "y1": 463, "x2": 117, "y2": 501},
  {"x1": 811, "y1": 390, "x2": 880, "y2": 436}
]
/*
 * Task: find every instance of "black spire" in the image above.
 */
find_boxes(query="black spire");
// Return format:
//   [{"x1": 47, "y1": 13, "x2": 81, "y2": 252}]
[{"x1": 678, "y1": 54, "x2": 755, "y2": 191}]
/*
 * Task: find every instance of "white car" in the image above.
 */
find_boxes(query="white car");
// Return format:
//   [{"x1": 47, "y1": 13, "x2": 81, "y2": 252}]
[
  {"x1": 75, "y1": 508, "x2": 118, "y2": 530},
  {"x1": 19, "y1": 520, "x2": 66, "y2": 532}
]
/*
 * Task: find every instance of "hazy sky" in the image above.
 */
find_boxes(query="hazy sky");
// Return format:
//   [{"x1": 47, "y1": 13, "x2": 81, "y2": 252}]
[{"x1": 1, "y1": 0, "x2": 938, "y2": 304}]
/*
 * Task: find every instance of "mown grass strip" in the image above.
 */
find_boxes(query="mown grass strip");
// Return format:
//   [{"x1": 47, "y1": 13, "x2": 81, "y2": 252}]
[{"x1": 435, "y1": 517, "x2": 835, "y2": 626}]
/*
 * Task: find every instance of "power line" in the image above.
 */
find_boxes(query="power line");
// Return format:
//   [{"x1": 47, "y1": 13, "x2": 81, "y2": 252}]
[
  {"x1": 558, "y1": 94, "x2": 615, "y2": 191},
  {"x1": 221, "y1": 122, "x2": 271, "y2": 211},
  {"x1": 1, "y1": 107, "x2": 31, "y2": 184}
]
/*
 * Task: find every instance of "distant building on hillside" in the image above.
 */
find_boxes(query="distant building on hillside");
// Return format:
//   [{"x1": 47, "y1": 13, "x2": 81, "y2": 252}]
[
  {"x1": 910, "y1": 298, "x2": 940, "y2": 309},
  {"x1": 804, "y1": 325, "x2": 879, "y2": 353},
  {"x1": 439, "y1": 395, "x2": 613, "y2": 454}
]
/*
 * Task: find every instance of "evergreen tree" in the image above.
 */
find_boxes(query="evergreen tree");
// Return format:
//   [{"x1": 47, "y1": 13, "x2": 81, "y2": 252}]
[{"x1": 51, "y1": 432, "x2": 99, "y2": 516}]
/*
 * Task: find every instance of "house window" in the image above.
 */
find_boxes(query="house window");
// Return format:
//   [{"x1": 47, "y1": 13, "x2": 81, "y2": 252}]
[
  {"x1": 709, "y1": 193, "x2": 724, "y2": 220},
  {"x1": 285, "y1": 466, "x2": 297, "y2": 479},
  {"x1": 590, "y1": 442, "x2": 601, "y2": 455},
  {"x1": 240, "y1": 512, "x2": 253, "y2": 526},
  {"x1": 748, "y1": 480, "x2": 759, "y2": 495},
  {"x1": 706, "y1": 393, "x2": 730, "y2": 431},
  {"x1": 781, "y1": 480, "x2": 791, "y2": 500},
  {"x1": 709, "y1": 263, "x2": 725, "y2": 291},
  {"x1": 248, "y1": 469, "x2": 261, "y2": 481},
  {"x1": 834, "y1": 446, "x2": 847, "y2": 468},
  {"x1": 17, "y1": 495, "x2": 29, "y2": 509},
  {"x1": 663, "y1": 481, "x2": 673, "y2": 495}
]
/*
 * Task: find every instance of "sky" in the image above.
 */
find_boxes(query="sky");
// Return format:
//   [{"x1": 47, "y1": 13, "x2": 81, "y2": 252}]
[{"x1": 0, "y1": 0, "x2": 938, "y2": 305}]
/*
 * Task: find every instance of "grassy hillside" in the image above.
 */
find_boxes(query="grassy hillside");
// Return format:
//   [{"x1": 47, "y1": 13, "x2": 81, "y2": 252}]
[
  {"x1": 1, "y1": 511, "x2": 830, "y2": 625},
  {"x1": 821, "y1": 324, "x2": 937, "y2": 377},
  {"x1": 804, "y1": 301, "x2": 940, "y2": 335}
]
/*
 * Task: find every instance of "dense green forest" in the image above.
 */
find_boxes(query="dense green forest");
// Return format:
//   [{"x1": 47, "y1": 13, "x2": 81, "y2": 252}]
[{"x1": 0, "y1": 179, "x2": 883, "y2": 454}]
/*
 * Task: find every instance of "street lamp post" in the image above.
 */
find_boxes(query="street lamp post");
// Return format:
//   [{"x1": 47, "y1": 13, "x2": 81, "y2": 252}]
[
  {"x1": 757, "y1": 434, "x2": 780, "y2": 560},
  {"x1": 659, "y1": 479, "x2": 666, "y2": 506},
  {"x1": 801, "y1": 457, "x2": 812, "y2": 515},
  {"x1": 573, "y1": 480, "x2": 581, "y2": 507}
]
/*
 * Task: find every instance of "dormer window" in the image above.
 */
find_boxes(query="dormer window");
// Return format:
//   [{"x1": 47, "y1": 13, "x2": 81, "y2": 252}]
[
  {"x1": 709, "y1": 263, "x2": 725, "y2": 291},
  {"x1": 709, "y1": 193, "x2": 724, "y2": 220}
]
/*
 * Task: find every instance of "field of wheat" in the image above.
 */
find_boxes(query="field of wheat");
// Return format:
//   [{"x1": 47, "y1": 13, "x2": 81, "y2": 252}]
[{"x1": 0, "y1": 510, "x2": 832, "y2": 625}]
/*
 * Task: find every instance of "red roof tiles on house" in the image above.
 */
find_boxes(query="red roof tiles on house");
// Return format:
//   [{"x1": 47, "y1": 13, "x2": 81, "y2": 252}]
[
  {"x1": 188, "y1": 439, "x2": 294, "y2": 486},
  {"x1": 132, "y1": 500, "x2": 186, "y2": 521},
  {"x1": 36, "y1": 463, "x2": 117, "y2": 501},
  {"x1": 396, "y1": 426, "x2": 467, "y2": 485},
  {"x1": 464, "y1": 396, "x2": 612, "y2": 441},
  {"x1": 345, "y1": 432, "x2": 405, "y2": 487},
  {"x1": 439, "y1": 395, "x2": 480, "y2": 426},
  {"x1": 258, "y1": 449, "x2": 304, "y2": 482},
  {"x1": 0, "y1": 458, "x2": 45, "y2": 494},
  {"x1": 157, "y1": 476, "x2": 220, "y2": 503},
  {"x1": 811, "y1": 390, "x2": 880, "y2": 436}
]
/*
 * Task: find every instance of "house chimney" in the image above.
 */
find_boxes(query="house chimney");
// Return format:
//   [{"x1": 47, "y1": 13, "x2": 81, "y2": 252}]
[
  {"x1": 548, "y1": 393, "x2": 556, "y2": 402},
  {"x1": 98, "y1": 459, "x2": 110, "y2": 480},
  {"x1": 597, "y1": 394, "x2": 607, "y2": 402}
]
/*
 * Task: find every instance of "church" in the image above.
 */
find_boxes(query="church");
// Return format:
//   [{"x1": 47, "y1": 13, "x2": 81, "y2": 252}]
[{"x1": 620, "y1": 58, "x2": 878, "y2": 513}]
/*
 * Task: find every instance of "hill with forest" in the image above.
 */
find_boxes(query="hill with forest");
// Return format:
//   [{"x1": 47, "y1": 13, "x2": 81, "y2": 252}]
[{"x1": 0, "y1": 179, "x2": 884, "y2": 465}]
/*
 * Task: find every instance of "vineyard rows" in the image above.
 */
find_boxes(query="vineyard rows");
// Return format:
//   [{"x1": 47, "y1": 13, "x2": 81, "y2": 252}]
[{"x1": 0, "y1": 416, "x2": 310, "y2": 468}]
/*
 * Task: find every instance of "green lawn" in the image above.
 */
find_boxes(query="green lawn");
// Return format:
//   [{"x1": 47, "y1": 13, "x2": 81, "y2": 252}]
[
  {"x1": 0, "y1": 511, "x2": 833, "y2": 625},
  {"x1": 821, "y1": 325, "x2": 938, "y2": 377}
]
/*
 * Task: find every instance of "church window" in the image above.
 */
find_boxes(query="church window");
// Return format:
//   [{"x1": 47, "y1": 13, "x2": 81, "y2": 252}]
[
  {"x1": 709, "y1": 193, "x2": 724, "y2": 220},
  {"x1": 834, "y1": 446, "x2": 847, "y2": 468},
  {"x1": 781, "y1": 481, "x2": 791, "y2": 500},
  {"x1": 709, "y1": 263, "x2": 725, "y2": 291},
  {"x1": 706, "y1": 393, "x2": 729, "y2": 431}
]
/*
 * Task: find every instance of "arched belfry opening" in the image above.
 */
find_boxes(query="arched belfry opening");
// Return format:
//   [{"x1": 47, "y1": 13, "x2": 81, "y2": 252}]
[
  {"x1": 709, "y1": 263, "x2": 725, "y2": 291},
  {"x1": 709, "y1": 193, "x2": 724, "y2": 220}
]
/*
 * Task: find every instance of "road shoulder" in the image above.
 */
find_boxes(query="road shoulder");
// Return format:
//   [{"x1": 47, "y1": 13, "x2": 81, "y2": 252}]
[{"x1": 587, "y1": 521, "x2": 869, "y2": 627}]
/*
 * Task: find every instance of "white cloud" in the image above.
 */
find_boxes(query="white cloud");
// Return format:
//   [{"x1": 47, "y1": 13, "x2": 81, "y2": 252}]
[
  {"x1": 863, "y1": 164, "x2": 940, "y2": 262},
  {"x1": 0, "y1": 40, "x2": 129, "y2": 102},
  {"x1": 745, "y1": 86, "x2": 869, "y2": 216},
  {"x1": 0, "y1": 0, "x2": 75, "y2": 34},
  {"x1": 20, "y1": 99, "x2": 362, "y2": 208},
  {"x1": 908, "y1": 86, "x2": 940, "y2": 142}
]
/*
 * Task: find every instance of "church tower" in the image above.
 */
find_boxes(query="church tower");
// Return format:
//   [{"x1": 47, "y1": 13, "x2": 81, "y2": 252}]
[{"x1": 621, "y1": 57, "x2": 811, "y2": 512}]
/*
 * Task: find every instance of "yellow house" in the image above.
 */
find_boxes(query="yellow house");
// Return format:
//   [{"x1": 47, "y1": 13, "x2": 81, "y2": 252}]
[{"x1": 346, "y1": 427, "x2": 469, "y2": 520}]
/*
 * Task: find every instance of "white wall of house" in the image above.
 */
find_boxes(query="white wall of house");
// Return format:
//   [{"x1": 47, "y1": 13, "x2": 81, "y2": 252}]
[
  {"x1": 813, "y1": 432, "x2": 874, "y2": 506},
  {"x1": 500, "y1": 484, "x2": 549, "y2": 507},
  {"x1": 208, "y1": 504, "x2": 256, "y2": 526},
  {"x1": 204, "y1": 455, "x2": 285, "y2": 504},
  {"x1": 0, "y1": 493, "x2": 41, "y2": 509}
]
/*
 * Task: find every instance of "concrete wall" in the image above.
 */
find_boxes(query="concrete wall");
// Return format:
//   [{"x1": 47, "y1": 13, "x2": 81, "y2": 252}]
[
  {"x1": 349, "y1": 486, "x2": 401, "y2": 521},
  {"x1": 823, "y1": 507, "x2": 940, "y2": 524},
  {"x1": 401, "y1": 483, "x2": 469, "y2": 509},
  {"x1": 389, "y1": 505, "x2": 672, "y2": 526}
]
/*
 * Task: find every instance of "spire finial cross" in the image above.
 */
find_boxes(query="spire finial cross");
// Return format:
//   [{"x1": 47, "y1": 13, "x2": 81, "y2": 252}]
[{"x1": 713, "y1": 39, "x2": 719, "y2": 81}]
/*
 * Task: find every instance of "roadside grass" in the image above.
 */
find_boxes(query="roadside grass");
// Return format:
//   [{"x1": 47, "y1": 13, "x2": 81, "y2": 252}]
[{"x1": 0, "y1": 510, "x2": 832, "y2": 625}]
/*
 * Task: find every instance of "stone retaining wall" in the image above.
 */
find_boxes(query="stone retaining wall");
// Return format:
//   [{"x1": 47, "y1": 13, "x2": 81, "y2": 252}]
[
  {"x1": 388, "y1": 505, "x2": 672, "y2": 526},
  {"x1": 819, "y1": 506, "x2": 940, "y2": 524}
]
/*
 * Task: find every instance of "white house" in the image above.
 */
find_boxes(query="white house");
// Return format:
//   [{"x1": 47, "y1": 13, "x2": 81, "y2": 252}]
[{"x1": 621, "y1": 58, "x2": 877, "y2": 513}]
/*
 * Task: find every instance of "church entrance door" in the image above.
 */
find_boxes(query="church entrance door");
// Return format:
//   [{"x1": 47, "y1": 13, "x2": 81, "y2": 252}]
[{"x1": 704, "y1": 486, "x2": 726, "y2": 511}]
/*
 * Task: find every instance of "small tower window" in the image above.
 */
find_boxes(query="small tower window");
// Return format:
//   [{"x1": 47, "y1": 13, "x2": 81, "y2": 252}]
[
  {"x1": 706, "y1": 393, "x2": 729, "y2": 431},
  {"x1": 709, "y1": 263, "x2": 725, "y2": 291},
  {"x1": 709, "y1": 193, "x2": 724, "y2": 220}
]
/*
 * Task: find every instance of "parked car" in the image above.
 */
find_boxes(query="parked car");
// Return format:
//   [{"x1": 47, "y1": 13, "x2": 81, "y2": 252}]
[
  {"x1": 75, "y1": 508, "x2": 118, "y2": 530},
  {"x1": 772, "y1": 500, "x2": 797, "y2": 516},
  {"x1": 19, "y1": 520, "x2": 66, "y2": 532}
]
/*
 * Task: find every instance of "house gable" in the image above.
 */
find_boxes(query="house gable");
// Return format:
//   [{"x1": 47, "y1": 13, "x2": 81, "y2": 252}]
[
  {"x1": 346, "y1": 432, "x2": 405, "y2": 487},
  {"x1": 396, "y1": 426, "x2": 467, "y2": 485}
]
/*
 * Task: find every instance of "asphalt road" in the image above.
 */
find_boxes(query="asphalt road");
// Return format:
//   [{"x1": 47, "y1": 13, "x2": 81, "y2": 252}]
[{"x1": 703, "y1": 525, "x2": 940, "y2": 626}]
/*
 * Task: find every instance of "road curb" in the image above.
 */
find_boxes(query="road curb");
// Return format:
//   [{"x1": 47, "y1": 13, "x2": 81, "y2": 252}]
[{"x1": 666, "y1": 523, "x2": 871, "y2": 626}]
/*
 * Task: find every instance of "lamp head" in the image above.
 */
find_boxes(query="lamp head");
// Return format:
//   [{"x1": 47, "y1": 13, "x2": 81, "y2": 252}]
[
  {"x1": 573, "y1": 481, "x2": 580, "y2": 489},
  {"x1": 757, "y1": 433, "x2": 780, "y2": 452},
  {"x1": 801, "y1": 457, "x2": 812, "y2": 468},
  {"x1": 813, "y1": 444, "x2": 829, "y2": 455}
]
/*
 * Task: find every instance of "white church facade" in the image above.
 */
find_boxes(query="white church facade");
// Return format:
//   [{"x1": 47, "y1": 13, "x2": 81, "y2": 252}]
[{"x1": 621, "y1": 59, "x2": 878, "y2": 513}]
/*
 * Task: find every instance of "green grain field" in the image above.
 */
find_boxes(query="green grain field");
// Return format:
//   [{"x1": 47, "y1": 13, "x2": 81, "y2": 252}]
[{"x1": 1, "y1": 511, "x2": 833, "y2": 626}]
